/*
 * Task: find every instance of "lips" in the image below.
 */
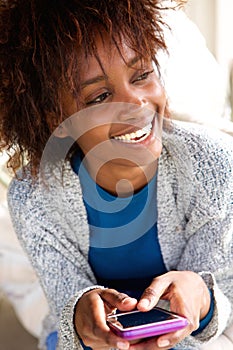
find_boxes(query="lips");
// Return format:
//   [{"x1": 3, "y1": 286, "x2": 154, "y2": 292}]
[{"x1": 111, "y1": 123, "x2": 152, "y2": 143}]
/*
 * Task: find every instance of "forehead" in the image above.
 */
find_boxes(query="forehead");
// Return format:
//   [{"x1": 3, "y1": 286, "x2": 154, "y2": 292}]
[{"x1": 79, "y1": 32, "x2": 143, "y2": 77}]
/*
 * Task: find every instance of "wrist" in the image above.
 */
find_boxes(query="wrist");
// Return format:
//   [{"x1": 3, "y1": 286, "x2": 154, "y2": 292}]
[{"x1": 200, "y1": 285, "x2": 211, "y2": 320}]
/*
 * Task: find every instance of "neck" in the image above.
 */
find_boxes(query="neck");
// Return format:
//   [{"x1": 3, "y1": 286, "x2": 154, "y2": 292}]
[{"x1": 83, "y1": 157, "x2": 158, "y2": 197}]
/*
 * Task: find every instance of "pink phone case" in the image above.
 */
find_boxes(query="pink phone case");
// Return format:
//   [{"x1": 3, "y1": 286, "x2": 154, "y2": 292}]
[{"x1": 107, "y1": 307, "x2": 188, "y2": 340}]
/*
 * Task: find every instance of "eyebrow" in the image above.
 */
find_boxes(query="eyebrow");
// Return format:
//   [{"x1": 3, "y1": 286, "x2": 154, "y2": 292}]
[
  {"x1": 127, "y1": 56, "x2": 142, "y2": 67},
  {"x1": 81, "y1": 56, "x2": 142, "y2": 89},
  {"x1": 81, "y1": 75, "x2": 106, "y2": 89}
]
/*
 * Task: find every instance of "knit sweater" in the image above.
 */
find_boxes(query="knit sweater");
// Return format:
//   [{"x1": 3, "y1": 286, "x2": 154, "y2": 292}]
[{"x1": 7, "y1": 121, "x2": 233, "y2": 350}]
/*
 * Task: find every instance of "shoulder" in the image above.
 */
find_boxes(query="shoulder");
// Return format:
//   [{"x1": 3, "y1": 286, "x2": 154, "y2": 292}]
[
  {"x1": 162, "y1": 120, "x2": 233, "y2": 169},
  {"x1": 7, "y1": 167, "x2": 37, "y2": 215},
  {"x1": 161, "y1": 121, "x2": 232, "y2": 214},
  {"x1": 7, "y1": 160, "x2": 80, "y2": 218}
]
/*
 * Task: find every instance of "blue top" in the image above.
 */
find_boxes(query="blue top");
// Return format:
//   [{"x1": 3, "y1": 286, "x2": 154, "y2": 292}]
[
  {"x1": 71, "y1": 151, "x2": 214, "y2": 335},
  {"x1": 72, "y1": 151, "x2": 166, "y2": 298}
]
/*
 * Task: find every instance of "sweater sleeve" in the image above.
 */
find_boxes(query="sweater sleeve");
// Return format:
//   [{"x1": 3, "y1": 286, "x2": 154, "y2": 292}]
[
  {"x1": 7, "y1": 175, "x2": 99, "y2": 349},
  {"x1": 158, "y1": 124, "x2": 233, "y2": 349},
  {"x1": 58, "y1": 286, "x2": 106, "y2": 350},
  {"x1": 176, "y1": 133, "x2": 233, "y2": 346},
  {"x1": 174, "y1": 228, "x2": 232, "y2": 349}
]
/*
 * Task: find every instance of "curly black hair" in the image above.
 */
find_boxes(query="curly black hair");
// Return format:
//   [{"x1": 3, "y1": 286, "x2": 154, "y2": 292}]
[{"x1": 0, "y1": 0, "x2": 181, "y2": 175}]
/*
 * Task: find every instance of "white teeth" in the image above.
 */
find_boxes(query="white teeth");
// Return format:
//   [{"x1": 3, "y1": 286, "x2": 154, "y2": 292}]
[{"x1": 113, "y1": 123, "x2": 152, "y2": 143}]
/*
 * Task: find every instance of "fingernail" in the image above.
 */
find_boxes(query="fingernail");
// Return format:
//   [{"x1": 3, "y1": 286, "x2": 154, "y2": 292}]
[
  {"x1": 122, "y1": 297, "x2": 137, "y2": 305},
  {"x1": 117, "y1": 341, "x2": 129, "y2": 349},
  {"x1": 158, "y1": 339, "x2": 170, "y2": 348},
  {"x1": 139, "y1": 299, "x2": 150, "y2": 308}
]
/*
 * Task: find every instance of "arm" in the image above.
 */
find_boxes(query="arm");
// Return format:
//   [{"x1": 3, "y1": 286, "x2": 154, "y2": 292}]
[
  {"x1": 7, "y1": 177, "x2": 102, "y2": 349},
  {"x1": 154, "y1": 125, "x2": 233, "y2": 348},
  {"x1": 176, "y1": 218, "x2": 233, "y2": 347},
  {"x1": 7, "y1": 176, "x2": 137, "y2": 350}
]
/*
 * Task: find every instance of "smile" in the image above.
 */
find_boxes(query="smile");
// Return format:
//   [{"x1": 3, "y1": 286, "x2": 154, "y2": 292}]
[{"x1": 112, "y1": 123, "x2": 152, "y2": 143}]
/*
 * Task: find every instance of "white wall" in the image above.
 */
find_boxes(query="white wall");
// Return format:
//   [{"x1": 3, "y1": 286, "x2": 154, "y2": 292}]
[
  {"x1": 184, "y1": 0, "x2": 233, "y2": 119},
  {"x1": 215, "y1": 0, "x2": 233, "y2": 77},
  {"x1": 185, "y1": 0, "x2": 216, "y2": 56}
]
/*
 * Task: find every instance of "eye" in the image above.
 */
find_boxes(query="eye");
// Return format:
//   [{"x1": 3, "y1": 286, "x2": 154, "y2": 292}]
[
  {"x1": 133, "y1": 69, "x2": 154, "y2": 83},
  {"x1": 86, "y1": 92, "x2": 111, "y2": 106}
]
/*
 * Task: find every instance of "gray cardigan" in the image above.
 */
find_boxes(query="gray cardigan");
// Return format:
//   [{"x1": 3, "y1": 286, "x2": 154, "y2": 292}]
[{"x1": 8, "y1": 121, "x2": 233, "y2": 350}]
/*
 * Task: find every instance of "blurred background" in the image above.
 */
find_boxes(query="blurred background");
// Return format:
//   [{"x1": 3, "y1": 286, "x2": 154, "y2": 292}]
[
  {"x1": 185, "y1": 0, "x2": 233, "y2": 121},
  {"x1": 0, "y1": 1, "x2": 233, "y2": 349}
]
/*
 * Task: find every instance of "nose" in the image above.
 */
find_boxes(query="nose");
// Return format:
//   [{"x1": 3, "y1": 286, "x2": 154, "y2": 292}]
[
  {"x1": 115, "y1": 89, "x2": 149, "y2": 123},
  {"x1": 116, "y1": 88, "x2": 148, "y2": 108}
]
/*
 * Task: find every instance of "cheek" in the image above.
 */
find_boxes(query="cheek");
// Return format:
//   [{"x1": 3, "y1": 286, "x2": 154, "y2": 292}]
[
  {"x1": 147, "y1": 133, "x2": 163, "y2": 162},
  {"x1": 76, "y1": 134, "x2": 93, "y2": 154},
  {"x1": 150, "y1": 81, "x2": 166, "y2": 108},
  {"x1": 76, "y1": 126, "x2": 110, "y2": 153},
  {"x1": 152, "y1": 139, "x2": 162, "y2": 157}
]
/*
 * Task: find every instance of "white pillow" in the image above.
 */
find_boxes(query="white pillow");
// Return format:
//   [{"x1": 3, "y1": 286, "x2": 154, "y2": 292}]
[{"x1": 158, "y1": 9, "x2": 226, "y2": 123}]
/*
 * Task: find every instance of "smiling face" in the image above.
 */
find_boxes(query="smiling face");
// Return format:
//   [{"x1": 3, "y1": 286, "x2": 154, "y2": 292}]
[{"x1": 63, "y1": 32, "x2": 167, "y2": 194}]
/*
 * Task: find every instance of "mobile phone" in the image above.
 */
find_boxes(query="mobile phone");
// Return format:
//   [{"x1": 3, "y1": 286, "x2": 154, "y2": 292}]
[{"x1": 107, "y1": 306, "x2": 188, "y2": 341}]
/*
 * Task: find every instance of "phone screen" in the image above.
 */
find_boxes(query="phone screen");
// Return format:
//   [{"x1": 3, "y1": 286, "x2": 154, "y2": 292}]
[
  {"x1": 112, "y1": 308, "x2": 175, "y2": 329},
  {"x1": 107, "y1": 307, "x2": 188, "y2": 340}
]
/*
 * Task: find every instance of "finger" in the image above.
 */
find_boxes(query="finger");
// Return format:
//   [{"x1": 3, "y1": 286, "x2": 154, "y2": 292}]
[
  {"x1": 137, "y1": 276, "x2": 171, "y2": 311},
  {"x1": 81, "y1": 295, "x2": 130, "y2": 350},
  {"x1": 156, "y1": 323, "x2": 192, "y2": 349},
  {"x1": 129, "y1": 337, "x2": 160, "y2": 350},
  {"x1": 100, "y1": 289, "x2": 137, "y2": 311},
  {"x1": 83, "y1": 330, "x2": 130, "y2": 350}
]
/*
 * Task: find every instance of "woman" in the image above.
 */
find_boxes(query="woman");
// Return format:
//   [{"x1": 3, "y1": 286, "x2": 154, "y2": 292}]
[{"x1": 0, "y1": 1, "x2": 232, "y2": 349}]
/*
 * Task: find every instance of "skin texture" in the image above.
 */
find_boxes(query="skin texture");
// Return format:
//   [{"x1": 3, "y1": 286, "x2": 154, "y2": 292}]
[
  {"x1": 75, "y1": 272, "x2": 210, "y2": 349},
  {"x1": 61, "y1": 33, "x2": 166, "y2": 195},
  {"x1": 67, "y1": 34, "x2": 211, "y2": 350},
  {"x1": 0, "y1": 0, "x2": 169, "y2": 175}
]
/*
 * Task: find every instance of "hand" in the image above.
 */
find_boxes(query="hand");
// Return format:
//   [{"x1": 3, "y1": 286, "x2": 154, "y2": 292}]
[
  {"x1": 133, "y1": 271, "x2": 211, "y2": 349},
  {"x1": 74, "y1": 288, "x2": 137, "y2": 350}
]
